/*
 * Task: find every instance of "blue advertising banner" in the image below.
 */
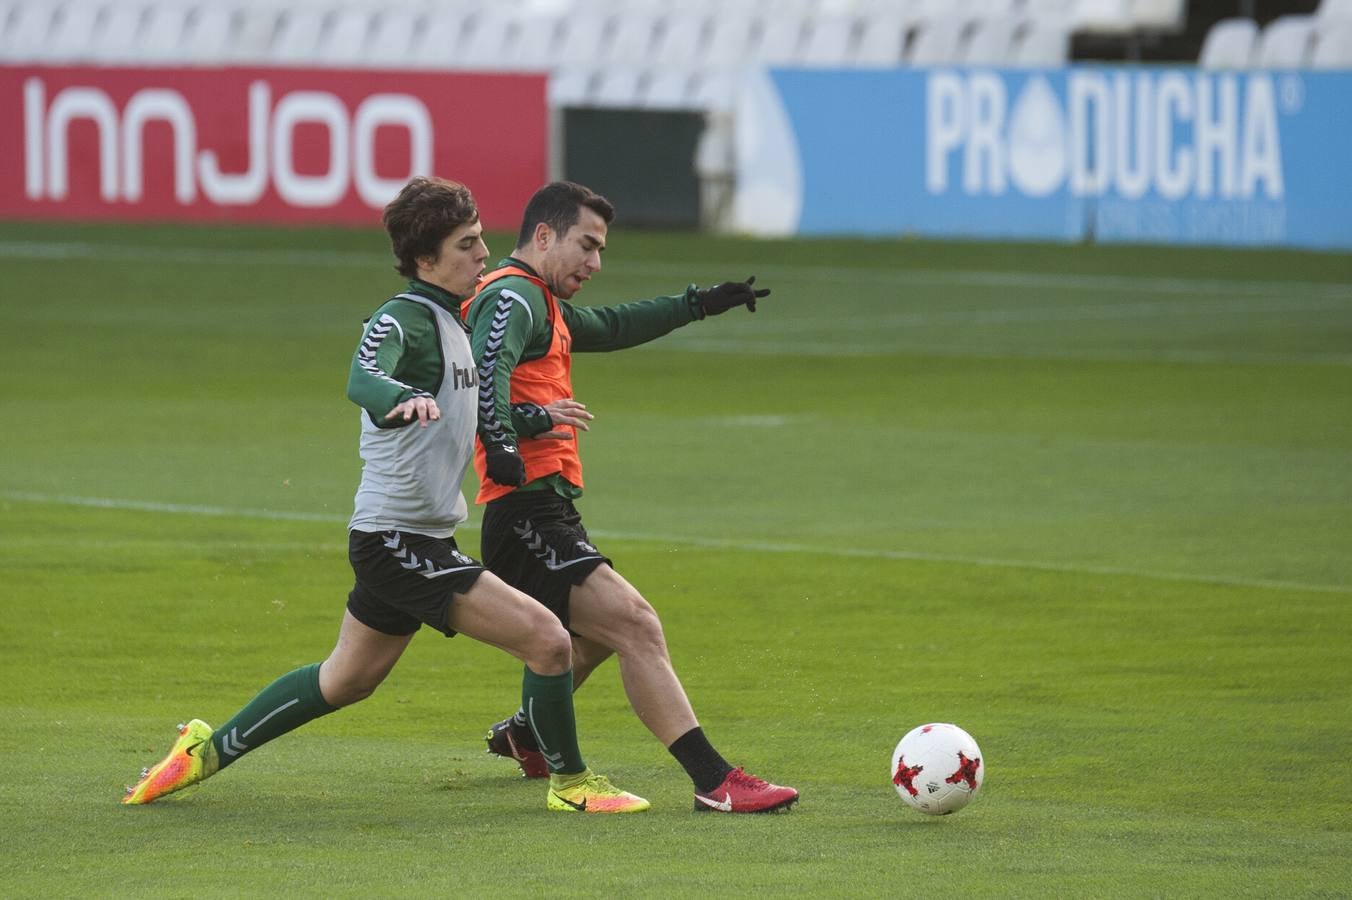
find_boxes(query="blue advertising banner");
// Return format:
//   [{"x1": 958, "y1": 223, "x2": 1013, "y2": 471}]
[{"x1": 731, "y1": 67, "x2": 1352, "y2": 250}]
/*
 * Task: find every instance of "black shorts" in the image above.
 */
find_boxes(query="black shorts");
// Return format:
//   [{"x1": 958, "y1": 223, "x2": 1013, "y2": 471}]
[
  {"x1": 479, "y1": 491, "x2": 610, "y2": 629},
  {"x1": 347, "y1": 530, "x2": 486, "y2": 638}
]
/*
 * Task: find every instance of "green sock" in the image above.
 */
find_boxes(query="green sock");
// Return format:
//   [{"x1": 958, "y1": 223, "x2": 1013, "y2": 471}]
[
  {"x1": 521, "y1": 667, "x2": 586, "y2": 776},
  {"x1": 211, "y1": 662, "x2": 337, "y2": 771}
]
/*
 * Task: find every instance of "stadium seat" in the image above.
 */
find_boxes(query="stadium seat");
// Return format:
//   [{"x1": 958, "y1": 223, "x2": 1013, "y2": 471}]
[
  {"x1": 269, "y1": 8, "x2": 326, "y2": 64},
  {"x1": 855, "y1": 16, "x2": 908, "y2": 65},
  {"x1": 409, "y1": 12, "x2": 467, "y2": 68},
  {"x1": 317, "y1": 9, "x2": 375, "y2": 66},
  {"x1": 642, "y1": 68, "x2": 696, "y2": 109},
  {"x1": 591, "y1": 66, "x2": 644, "y2": 107},
  {"x1": 1072, "y1": 0, "x2": 1134, "y2": 35},
  {"x1": 1314, "y1": 0, "x2": 1352, "y2": 24},
  {"x1": 962, "y1": 17, "x2": 1019, "y2": 64},
  {"x1": 799, "y1": 16, "x2": 857, "y2": 66},
  {"x1": 704, "y1": 15, "x2": 756, "y2": 63},
  {"x1": 91, "y1": 2, "x2": 153, "y2": 64},
  {"x1": 1011, "y1": 22, "x2": 1071, "y2": 65},
  {"x1": 511, "y1": 14, "x2": 563, "y2": 69},
  {"x1": 650, "y1": 15, "x2": 707, "y2": 66},
  {"x1": 908, "y1": 17, "x2": 968, "y2": 65},
  {"x1": 230, "y1": 4, "x2": 283, "y2": 63},
  {"x1": 689, "y1": 68, "x2": 741, "y2": 115},
  {"x1": 1020, "y1": 0, "x2": 1077, "y2": 29},
  {"x1": 1131, "y1": 0, "x2": 1186, "y2": 33},
  {"x1": 179, "y1": 5, "x2": 238, "y2": 65},
  {"x1": 966, "y1": 0, "x2": 1020, "y2": 19},
  {"x1": 0, "y1": 0, "x2": 60, "y2": 62},
  {"x1": 457, "y1": 10, "x2": 514, "y2": 69},
  {"x1": 554, "y1": 12, "x2": 611, "y2": 66},
  {"x1": 753, "y1": 14, "x2": 807, "y2": 64},
  {"x1": 605, "y1": 13, "x2": 660, "y2": 65},
  {"x1": 548, "y1": 67, "x2": 595, "y2": 106},
  {"x1": 136, "y1": 2, "x2": 193, "y2": 64},
  {"x1": 1198, "y1": 17, "x2": 1258, "y2": 69},
  {"x1": 46, "y1": 0, "x2": 100, "y2": 63},
  {"x1": 366, "y1": 9, "x2": 422, "y2": 67},
  {"x1": 1255, "y1": 14, "x2": 1316, "y2": 68},
  {"x1": 1311, "y1": 18, "x2": 1352, "y2": 67}
]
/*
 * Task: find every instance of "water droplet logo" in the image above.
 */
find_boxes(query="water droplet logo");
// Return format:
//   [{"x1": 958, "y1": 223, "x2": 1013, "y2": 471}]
[{"x1": 1007, "y1": 76, "x2": 1067, "y2": 197}]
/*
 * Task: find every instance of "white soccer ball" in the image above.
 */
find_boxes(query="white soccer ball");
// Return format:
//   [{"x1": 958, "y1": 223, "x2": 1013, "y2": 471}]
[{"x1": 890, "y1": 723, "x2": 984, "y2": 816}]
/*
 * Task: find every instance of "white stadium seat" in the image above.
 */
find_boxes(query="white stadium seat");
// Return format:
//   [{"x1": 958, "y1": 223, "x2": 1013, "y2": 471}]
[
  {"x1": 270, "y1": 8, "x2": 325, "y2": 64},
  {"x1": 962, "y1": 17, "x2": 1019, "y2": 65},
  {"x1": 605, "y1": 13, "x2": 659, "y2": 65},
  {"x1": 1312, "y1": 18, "x2": 1352, "y2": 67},
  {"x1": 92, "y1": 2, "x2": 150, "y2": 63},
  {"x1": 47, "y1": 1, "x2": 100, "y2": 63},
  {"x1": 855, "y1": 16, "x2": 907, "y2": 65},
  {"x1": 966, "y1": 0, "x2": 1020, "y2": 19},
  {"x1": 1072, "y1": 0, "x2": 1134, "y2": 35},
  {"x1": 179, "y1": 5, "x2": 238, "y2": 65},
  {"x1": 591, "y1": 66, "x2": 644, "y2": 107},
  {"x1": 1131, "y1": 0, "x2": 1186, "y2": 33},
  {"x1": 753, "y1": 14, "x2": 807, "y2": 64},
  {"x1": 1021, "y1": 0, "x2": 1077, "y2": 29},
  {"x1": 317, "y1": 9, "x2": 375, "y2": 66},
  {"x1": 651, "y1": 15, "x2": 707, "y2": 66},
  {"x1": 908, "y1": 17, "x2": 967, "y2": 65},
  {"x1": 800, "y1": 16, "x2": 856, "y2": 66},
  {"x1": 366, "y1": 10, "x2": 422, "y2": 67},
  {"x1": 642, "y1": 68, "x2": 696, "y2": 109},
  {"x1": 409, "y1": 13, "x2": 467, "y2": 69},
  {"x1": 1255, "y1": 14, "x2": 1316, "y2": 68},
  {"x1": 230, "y1": 4, "x2": 283, "y2": 63},
  {"x1": 704, "y1": 15, "x2": 756, "y2": 63},
  {"x1": 510, "y1": 14, "x2": 563, "y2": 69},
  {"x1": 1012, "y1": 22, "x2": 1070, "y2": 65},
  {"x1": 554, "y1": 12, "x2": 610, "y2": 65},
  {"x1": 136, "y1": 2, "x2": 193, "y2": 64},
  {"x1": 548, "y1": 67, "x2": 595, "y2": 106},
  {"x1": 1, "y1": 0, "x2": 60, "y2": 62},
  {"x1": 1315, "y1": 0, "x2": 1352, "y2": 24},
  {"x1": 689, "y1": 68, "x2": 741, "y2": 115},
  {"x1": 1199, "y1": 17, "x2": 1258, "y2": 69},
  {"x1": 457, "y1": 10, "x2": 514, "y2": 69}
]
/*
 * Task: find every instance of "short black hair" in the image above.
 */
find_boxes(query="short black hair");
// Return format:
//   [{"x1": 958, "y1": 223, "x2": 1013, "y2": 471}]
[
  {"x1": 514, "y1": 181, "x2": 615, "y2": 250},
  {"x1": 383, "y1": 176, "x2": 478, "y2": 279}
]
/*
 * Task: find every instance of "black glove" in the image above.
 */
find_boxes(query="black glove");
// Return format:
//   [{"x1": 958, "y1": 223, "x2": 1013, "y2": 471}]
[
  {"x1": 482, "y1": 436, "x2": 526, "y2": 487},
  {"x1": 695, "y1": 276, "x2": 770, "y2": 317}
]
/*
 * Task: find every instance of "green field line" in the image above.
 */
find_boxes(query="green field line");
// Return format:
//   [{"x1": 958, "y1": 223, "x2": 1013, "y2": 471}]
[
  {"x1": 7, "y1": 490, "x2": 1347, "y2": 597},
  {"x1": 4, "y1": 238, "x2": 1350, "y2": 297}
]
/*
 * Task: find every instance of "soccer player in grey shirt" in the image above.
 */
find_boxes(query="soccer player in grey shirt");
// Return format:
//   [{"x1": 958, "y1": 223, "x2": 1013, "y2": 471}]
[{"x1": 123, "y1": 177, "x2": 647, "y2": 814}]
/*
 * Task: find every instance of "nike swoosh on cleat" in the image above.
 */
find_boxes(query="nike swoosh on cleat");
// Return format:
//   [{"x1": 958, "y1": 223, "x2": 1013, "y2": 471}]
[
  {"x1": 695, "y1": 791, "x2": 734, "y2": 812},
  {"x1": 553, "y1": 793, "x2": 587, "y2": 812}
]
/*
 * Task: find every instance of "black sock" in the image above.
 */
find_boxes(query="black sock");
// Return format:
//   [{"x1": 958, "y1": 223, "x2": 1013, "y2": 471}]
[{"x1": 667, "y1": 726, "x2": 733, "y2": 794}]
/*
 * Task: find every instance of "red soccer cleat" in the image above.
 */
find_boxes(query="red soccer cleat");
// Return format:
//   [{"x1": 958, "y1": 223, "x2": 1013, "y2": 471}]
[
  {"x1": 694, "y1": 767, "x2": 799, "y2": 814},
  {"x1": 485, "y1": 717, "x2": 549, "y2": 778}
]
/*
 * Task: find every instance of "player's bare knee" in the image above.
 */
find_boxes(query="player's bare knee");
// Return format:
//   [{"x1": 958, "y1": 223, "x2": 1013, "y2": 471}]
[
  {"x1": 526, "y1": 616, "x2": 573, "y2": 675},
  {"x1": 612, "y1": 592, "x2": 668, "y2": 657},
  {"x1": 323, "y1": 674, "x2": 381, "y2": 708}
]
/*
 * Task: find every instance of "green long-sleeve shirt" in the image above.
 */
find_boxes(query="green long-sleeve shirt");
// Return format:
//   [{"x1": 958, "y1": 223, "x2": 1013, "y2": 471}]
[
  {"x1": 465, "y1": 257, "x2": 703, "y2": 498},
  {"x1": 346, "y1": 278, "x2": 550, "y2": 438}
]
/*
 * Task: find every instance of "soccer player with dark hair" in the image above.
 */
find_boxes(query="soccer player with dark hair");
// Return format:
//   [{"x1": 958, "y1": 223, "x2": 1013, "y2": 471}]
[
  {"x1": 122, "y1": 176, "x2": 647, "y2": 814},
  {"x1": 463, "y1": 181, "x2": 799, "y2": 813}
]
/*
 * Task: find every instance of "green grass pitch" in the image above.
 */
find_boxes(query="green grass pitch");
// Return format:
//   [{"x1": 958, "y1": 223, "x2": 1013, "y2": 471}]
[{"x1": 1, "y1": 220, "x2": 1349, "y2": 896}]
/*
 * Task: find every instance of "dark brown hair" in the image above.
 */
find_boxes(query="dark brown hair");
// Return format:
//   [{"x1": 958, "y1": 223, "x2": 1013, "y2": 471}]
[
  {"x1": 383, "y1": 176, "x2": 479, "y2": 278},
  {"x1": 514, "y1": 181, "x2": 615, "y2": 250}
]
